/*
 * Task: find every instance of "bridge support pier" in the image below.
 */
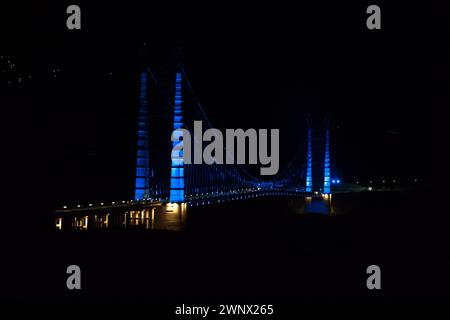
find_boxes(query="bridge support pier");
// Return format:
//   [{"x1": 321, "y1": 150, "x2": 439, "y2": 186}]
[
  {"x1": 323, "y1": 118, "x2": 331, "y2": 194},
  {"x1": 305, "y1": 116, "x2": 313, "y2": 192},
  {"x1": 134, "y1": 71, "x2": 151, "y2": 200},
  {"x1": 169, "y1": 71, "x2": 185, "y2": 202}
]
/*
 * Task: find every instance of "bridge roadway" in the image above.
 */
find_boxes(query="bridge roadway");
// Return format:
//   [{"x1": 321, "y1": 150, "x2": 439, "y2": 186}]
[{"x1": 54, "y1": 188, "x2": 323, "y2": 215}]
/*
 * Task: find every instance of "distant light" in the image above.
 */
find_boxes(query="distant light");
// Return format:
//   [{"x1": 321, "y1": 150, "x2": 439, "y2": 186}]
[
  {"x1": 336, "y1": 179, "x2": 341, "y2": 184},
  {"x1": 369, "y1": 181, "x2": 373, "y2": 184},
  {"x1": 393, "y1": 180, "x2": 396, "y2": 183},
  {"x1": 414, "y1": 179, "x2": 418, "y2": 183},
  {"x1": 368, "y1": 186, "x2": 373, "y2": 191},
  {"x1": 122, "y1": 201, "x2": 125, "y2": 203},
  {"x1": 382, "y1": 180, "x2": 386, "y2": 183},
  {"x1": 63, "y1": 206, "x2": 67, "y2": 209},
  {"x1": 112, "y1": 202, "x2": 115, "y2": 205},
  {"x1": 89, "y1": 204, "x2": 92, "y2": 207},
  {"x1": 356, "y1": 181, "x2": 359, "y2": 184},
  {"x1": 100, "y1": 202, "x2": 104, "y2": 205},
  {"x1": 77, "y1": 204, "x2": 81, "y2": 208}
]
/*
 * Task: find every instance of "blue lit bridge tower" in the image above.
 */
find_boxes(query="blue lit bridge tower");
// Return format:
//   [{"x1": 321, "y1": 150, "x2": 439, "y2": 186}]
[
  {"x1": 134, "y1": 71, "x2": 151, "y2": 200},
  {"x1": 304, "y1": 115, "x2": 332, "y2": 195},
  {"x1": 169, "y1": 70, "x2": 185, "y2": 202},
  {"x1": 323, "y1": 117, "x2": 331, "y2": 194},
  {"x1": 305, "y1": 116, "x2": 313, "y2": 192}
]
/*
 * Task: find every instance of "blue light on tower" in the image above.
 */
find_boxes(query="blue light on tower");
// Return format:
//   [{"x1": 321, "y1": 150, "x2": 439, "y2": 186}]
[
  {"x1": 134, "y1": 72, "x2": 151, "y2": 200},
  {"x1": 169, "y1": 72, "x2": 185, "y2": 202},
  {"x1": 323, "y1": 124, "x2": 331, "y2": 194},
  {"x1": 305, "y1": 123, "x2": 313, "y2": 192}
]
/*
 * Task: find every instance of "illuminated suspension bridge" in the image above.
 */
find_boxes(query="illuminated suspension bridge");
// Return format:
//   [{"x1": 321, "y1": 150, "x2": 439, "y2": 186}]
[
  {"x1": 55, "y1": 60, "x2": 336, "y2": 230},
  {"x1": 134, "y1": 63, "x2": 333, "y2": 204}
]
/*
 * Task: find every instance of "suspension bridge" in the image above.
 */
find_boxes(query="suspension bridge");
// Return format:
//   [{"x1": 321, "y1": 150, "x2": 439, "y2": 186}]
[
  {"x1": 55, "y1": 57, "x2": 337, "y2": 230},
  {"x1": 133, "y1": 62, "x2": 333, "y2": 204}
]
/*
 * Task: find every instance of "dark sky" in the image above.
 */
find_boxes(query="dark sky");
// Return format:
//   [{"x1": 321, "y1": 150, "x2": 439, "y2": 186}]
[{"x1": 2, "y1": 2, "x2": 448, "y2": 205}]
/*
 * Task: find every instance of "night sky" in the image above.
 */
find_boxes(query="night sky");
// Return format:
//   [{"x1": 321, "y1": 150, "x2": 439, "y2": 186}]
[{"x1": 2, "y1": 2, "x2": 448, "y2": 207}]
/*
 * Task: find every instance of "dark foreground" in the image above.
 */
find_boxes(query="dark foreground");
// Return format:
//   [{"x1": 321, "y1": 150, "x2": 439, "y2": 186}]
[{"x1": 2, "y1": 191, "x2": 450, "y2": 303}]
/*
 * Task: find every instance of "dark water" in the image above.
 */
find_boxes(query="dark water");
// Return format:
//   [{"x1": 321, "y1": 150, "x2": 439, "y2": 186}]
[{"x1": 2, "y1": 191, "x2": 450, "y2": 300}]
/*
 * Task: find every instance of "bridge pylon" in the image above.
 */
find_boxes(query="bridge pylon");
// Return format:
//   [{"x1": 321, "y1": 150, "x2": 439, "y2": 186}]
[
  {"x1": 305, "y1": 115, "x2": 313, "y2": 192},
  {"x1": 134, "y1": 70, "x2": 151, "y2": 200},
  {"x1": 323, "y1": 116, "x2": 331, "y2": 194},
  {"x1": 169, "y1": 68, "x2": 185, "y2": 203}
]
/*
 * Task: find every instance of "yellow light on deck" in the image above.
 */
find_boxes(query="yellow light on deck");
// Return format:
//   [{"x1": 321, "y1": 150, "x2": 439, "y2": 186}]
[
  {"x1": 55, "y1": 218, "x2": 63, "y2": 230},
  {"x1": 167, "y1": 202, "x2": 179, "y2": 208}
]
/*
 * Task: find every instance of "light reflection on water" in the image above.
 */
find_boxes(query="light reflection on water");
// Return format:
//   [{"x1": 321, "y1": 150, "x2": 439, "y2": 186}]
[{"x1": 303, "y1": 195, "x2": 335, "y2": 215}]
